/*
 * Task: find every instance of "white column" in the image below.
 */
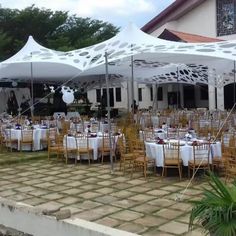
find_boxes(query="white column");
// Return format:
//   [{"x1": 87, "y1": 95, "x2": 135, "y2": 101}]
[
  {"x1": 208, "y1": 71, "x2": 216, "y2": 111},
  {"x1": 217, "y1": 86, "x2": 224, "y2": 110},
  {"x1": 208, "y1": 85, "x2": 216, "y2": 110},
  {"x1": 153, "y1": 84, "x2": 157, "y2": 110},
  {"x1": 179, "y1": 84, "x2": 184, "y2": 108}
]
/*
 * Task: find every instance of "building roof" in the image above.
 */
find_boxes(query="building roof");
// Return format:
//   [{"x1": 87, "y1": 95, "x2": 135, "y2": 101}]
[
  {"x1": 142, "y1": 0, "x2": 206, "y2": 33},
  {"x1": 158, "y1": 29, "x2": 223, "y2": 43}
]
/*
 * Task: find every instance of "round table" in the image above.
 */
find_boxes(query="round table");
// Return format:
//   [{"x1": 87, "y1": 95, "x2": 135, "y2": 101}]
[
  {"x1": 145, "y1": 139, "x2": 222, "y2": 167},
  {"x1": 5, "y1": 128, "x2": 48, "y2": 151}
]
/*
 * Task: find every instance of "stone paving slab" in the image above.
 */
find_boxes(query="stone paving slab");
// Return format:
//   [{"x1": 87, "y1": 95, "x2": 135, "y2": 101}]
[{"x1": 0, "y1": 154, "x2": 210, "y2": 235}]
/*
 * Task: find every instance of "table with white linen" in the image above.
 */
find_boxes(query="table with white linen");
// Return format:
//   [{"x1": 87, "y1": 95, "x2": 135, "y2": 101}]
[
  {"x1": 140, "y1": 129, "x2": 167, "y2": 141},
  {"x1": 65, "y1": 136, "x2": 102, "y2": 160},
  {"x1": 65, "y1": 134, "x2": 120, "y2": 160},
  {"x1": 145, "y1": 140, "x2": 222, "y2": 167},
  {"x1": 99, "y1": 123, "x2": 109, "y2": 133},
  {"x1": 6, "y1": 128, "x2": 48, "y2": 151}
]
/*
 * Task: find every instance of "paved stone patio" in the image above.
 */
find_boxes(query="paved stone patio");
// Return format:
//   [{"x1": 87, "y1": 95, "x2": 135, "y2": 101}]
[{"x1": 0, "y1": 152, "x2": 207, "y2": 235}]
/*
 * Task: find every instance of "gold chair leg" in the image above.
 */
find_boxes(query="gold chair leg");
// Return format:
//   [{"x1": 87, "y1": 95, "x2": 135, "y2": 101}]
[
  {"x1": 144, "y1": 164, "x2": 147, "y2": 180},
  {"x1": 178, "y1": 165, "x2": 182, "y2": 181}
]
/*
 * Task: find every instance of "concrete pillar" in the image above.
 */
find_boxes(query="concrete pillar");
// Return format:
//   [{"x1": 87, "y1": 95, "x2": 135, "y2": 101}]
[
  {"x1": 208, "y1": 71, "x2": 216, "y2": 110},
  {"x1": 179, "y1": 84, "x2": 184, "y2": 108},
  {"x1": 153, "y1": 84, "x2": 157, "y2": 110},
  {"x1": 208, "y1": 85, "x2": 216, "y2": 110},
  {"x1": 217, "y1": 86, "x2": 224, "y2": 110}
]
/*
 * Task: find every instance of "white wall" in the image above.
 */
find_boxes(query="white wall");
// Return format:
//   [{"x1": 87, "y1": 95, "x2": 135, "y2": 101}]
[
  {"x1": 0, "y1": 198, "x2": 137, "y2": 236},
  {"x1": 87, "y1": 82, "x2": 153, "y2": 111},
  {"x1": 150, "y1": 0, "x2": 236, "y2": 40}
]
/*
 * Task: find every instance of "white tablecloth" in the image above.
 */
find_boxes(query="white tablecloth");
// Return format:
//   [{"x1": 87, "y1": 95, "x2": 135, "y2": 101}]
[
  {"x1": 145, "y1": 140, "x2": 222, "y2": 167},
  {"x1": 65, "y1": 135, "x2": 120, "y2": 160},
  {"x1": 6, "y1": 128, "x2": 48, "y2": 151},
  {"x1": 65, "y1": 136, "x2": 103, "y2": 160},
  {"x1": 140, "y1": 130, "x2": 167, "y2": 141}
]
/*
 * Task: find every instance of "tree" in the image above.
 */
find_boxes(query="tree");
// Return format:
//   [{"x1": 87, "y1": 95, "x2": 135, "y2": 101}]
[
  {"x1": 0, "y1": 5, "x2": 119, "y2": 59},
  {"x1": 48, "y1": 16, "x2": 119, "y2": 50}
]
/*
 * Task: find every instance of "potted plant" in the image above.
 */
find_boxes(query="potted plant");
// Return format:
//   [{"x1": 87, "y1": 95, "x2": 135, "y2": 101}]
[{"x1": 189, "y1": 172, "x2": 236, "y2": 236}]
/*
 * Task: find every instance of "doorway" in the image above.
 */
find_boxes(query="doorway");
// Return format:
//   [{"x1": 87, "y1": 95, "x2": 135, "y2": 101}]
[{"x1": 183, "y1": 85, "x2": 195, "y2": 108}]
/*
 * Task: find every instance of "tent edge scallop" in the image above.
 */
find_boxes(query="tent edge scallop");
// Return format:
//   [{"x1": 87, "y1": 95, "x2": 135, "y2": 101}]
[{"x1": 68, "y1": 23, "x2": 236, "y2": 72}]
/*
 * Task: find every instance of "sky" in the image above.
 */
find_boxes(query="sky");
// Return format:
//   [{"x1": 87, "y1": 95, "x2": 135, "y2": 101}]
[{"x1": 0, "y1": 0, "x2": 175, "y2": 28}]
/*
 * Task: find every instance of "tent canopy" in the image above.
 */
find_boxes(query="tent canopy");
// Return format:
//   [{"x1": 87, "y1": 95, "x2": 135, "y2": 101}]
[
  {"x1": 1, "y1": 23, "x2": 236, "y2": 88},
  {"x1": 0, "y1": 36, "x2": 82, "y2": 83}
]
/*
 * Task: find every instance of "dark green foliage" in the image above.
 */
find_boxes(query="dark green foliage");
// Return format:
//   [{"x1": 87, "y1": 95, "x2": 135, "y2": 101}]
[
  {"x1": 189, "y1": 172, "x2": 236, "y2": 236},
  {"x1": 0, "y1": 5, "x2": 119, "y2": 59}
]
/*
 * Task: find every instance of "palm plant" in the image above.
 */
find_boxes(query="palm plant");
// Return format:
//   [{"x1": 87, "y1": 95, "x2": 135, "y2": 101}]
[{"x1": 189, "y1": 172, "x2": 236, "y2": 236}]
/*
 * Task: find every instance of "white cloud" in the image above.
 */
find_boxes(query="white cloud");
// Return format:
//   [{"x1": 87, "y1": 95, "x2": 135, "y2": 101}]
[
  {"x1": 0, "y1": 0, "x2": 174, "y2": 27},
  {"x1": 1, "y1": 0, "x2": 156, "y2": 15}
]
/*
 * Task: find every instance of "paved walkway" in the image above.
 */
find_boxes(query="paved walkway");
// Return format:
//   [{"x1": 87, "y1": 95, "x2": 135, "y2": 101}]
[{"x1": 0, "y1": 153, "x2": 206, "y2": 235}]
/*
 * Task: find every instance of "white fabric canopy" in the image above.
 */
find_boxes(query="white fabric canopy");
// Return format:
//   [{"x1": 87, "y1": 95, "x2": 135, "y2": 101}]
[
  {"x1": 1, "y1": 23, "x2": 236, "y2": 88},
  {"x1": 0, "y1": 36, "x2": 82, "y2": 82}
]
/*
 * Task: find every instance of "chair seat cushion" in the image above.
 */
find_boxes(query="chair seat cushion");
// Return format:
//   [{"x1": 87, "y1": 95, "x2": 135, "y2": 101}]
[
  {"x1": 98, "y1": 147, "x2": 111, "y2": 152},
  {"x1": 188, "y1": 160, "x2": 209, "y2": 166},
  {"x1": 78, "y1": 148, "x2": 93, "y2": 153},
  {"x1": 135, "y1": 156, "x2": 154, "y2": 163},
  {"x1": 165, "y1": 159, "x2": 182, "y2": 165}
]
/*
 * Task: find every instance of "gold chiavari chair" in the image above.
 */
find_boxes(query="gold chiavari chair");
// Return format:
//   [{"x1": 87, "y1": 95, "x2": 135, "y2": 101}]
[
  {"x1": 75, "y1": 134, "x2": 94, "y2": 165},
  {"x1": 162, "y1": 142, "x2": 183, "y2": 180},
  {"x1": 225, "y1": 155, "x2": 236, "y2": 181},
  {"x1": 188, "y1": 143, "x2": 211, "y2": 178},
  {"x1": 20, "y1": 129, "x2": 34, "y2": 152},
  {"x1": 130, "y1": 141, "x2": 156, "y2": 180}
]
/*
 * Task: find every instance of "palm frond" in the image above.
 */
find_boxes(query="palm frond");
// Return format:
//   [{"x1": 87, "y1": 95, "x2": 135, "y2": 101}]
[{"x1": 189, "y1": 172, "x2": 236, "y2": 236}]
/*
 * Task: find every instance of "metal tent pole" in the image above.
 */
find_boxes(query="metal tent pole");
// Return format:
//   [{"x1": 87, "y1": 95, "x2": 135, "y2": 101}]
[
  {"x1": 30, "y1": 53, "x2": 34, "y2": 117},
  {"x1": 104, "y1": 52, "x2": 113, "y2": 173},
  {"x1": 234, "y1": 61, "x2": 236, "y2": 106},
  {"x1": 127, "y1": 80, "x2": 130, "y2": 112},
  {"x1": 176, "y1": 66, "x2": 180, "y2": 139},
  {"x1": 131, "y1": 55, "x2": 135, "y2": 115}
]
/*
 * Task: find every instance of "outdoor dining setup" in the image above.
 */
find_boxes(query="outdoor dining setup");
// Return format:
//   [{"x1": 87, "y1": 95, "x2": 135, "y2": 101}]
[
  {"x1": 0, "y1": 106, "x2": 235, "y2": 182},
  {"x1": 0, "y1": 23, "x2": 235, "y2": 182}
]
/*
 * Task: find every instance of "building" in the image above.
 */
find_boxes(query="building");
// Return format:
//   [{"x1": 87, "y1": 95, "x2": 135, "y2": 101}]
[
  {"x1": 142, "y1": 0, "x2": 236, "y2": 110},
  {"x1": 88, "y1": 0, "x2": 236, "y2": 112},
  {"x1": 142, "y1": 0, "x2": 236, "y2": 40}
]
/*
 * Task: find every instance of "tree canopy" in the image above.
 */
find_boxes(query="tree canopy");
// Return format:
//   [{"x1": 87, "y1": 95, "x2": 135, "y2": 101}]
[{"x1": 0, "y1": 5, "x2": 119, "y2": 60}]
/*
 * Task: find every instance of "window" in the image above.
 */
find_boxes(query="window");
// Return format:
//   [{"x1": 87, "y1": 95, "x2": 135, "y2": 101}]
[
  {"x1": 115, "y1": 87, "x2": 121, "y2": 102},
  {"x1": 101, "y1": 88, "x2": 114, "y2": 107},
  {"x1": 157, "y1": 87, "x2": 163, "y2": 101},
  {"x1": 217, "y1": 0, "x2": 236, "y2": 36},
  {"x1": 150, "y1": 87, "x2": 153, "y2": 101},
  {"x1": 96, "y1": 89, "x2": 101, "y2": 102},
  {"x1": 200, "y1": 85, "x2": 208, "y2": 100},
  {"x1": 138, "y1": 88, "x2": 142, "y2": 101}
]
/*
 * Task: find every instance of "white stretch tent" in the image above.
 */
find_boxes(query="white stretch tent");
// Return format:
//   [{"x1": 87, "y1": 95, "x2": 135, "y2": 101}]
[
  {"x1": 69, "y1": 23, "x2": 236, "y2": 88},
  {"x1": 0, "y1": 36, "x2": 82, "y2": 83},
  {"x1": 1, "y1": 23, "x2": 236, "y2": 88}
]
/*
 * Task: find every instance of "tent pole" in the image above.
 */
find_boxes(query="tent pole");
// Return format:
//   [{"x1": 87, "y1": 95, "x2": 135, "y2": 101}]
[
  {"x1": 127, "y1": 80, "x2": 130, "y2": 112},
  {"x1": 234, "y1": 61, "x2": 236, "y2": 106},
  {"x1": 104, "y1": 52, "x2": 113, "y2": 173},
  {"x1": 177, "y1": 66, "x2": 179, "y2": 110},
  {"x1": 30, "y1": 53, "x2": 34, "y2": 117},
  {"x1": 131, "y1": 55, "x2": 135, "y2": 115}
]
